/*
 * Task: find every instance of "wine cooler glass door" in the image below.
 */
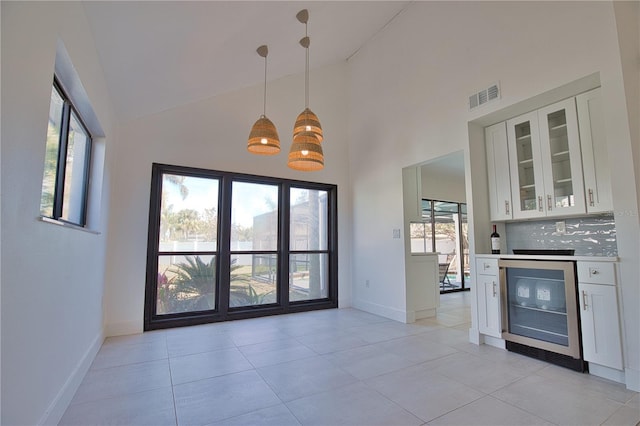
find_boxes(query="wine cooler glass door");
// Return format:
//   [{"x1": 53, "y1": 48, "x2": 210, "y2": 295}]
[{"x1": 500, "y1": 259, "x2": 580, "y2": 359}]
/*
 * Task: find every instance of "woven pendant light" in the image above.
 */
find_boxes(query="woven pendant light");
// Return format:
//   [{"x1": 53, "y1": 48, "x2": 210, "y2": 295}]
[
  {"x1": 293, "y1": 108, "x2": 323, "y2": 143},
  {"x1": 248, "y1": 45, "x2": 280, "y2": 155},
  {"x1": 288, "y1": 9, "x2": 324, "y2": 170},
  {"x1": 288, "y1": 131, "x2": 324, "y2": 171}
]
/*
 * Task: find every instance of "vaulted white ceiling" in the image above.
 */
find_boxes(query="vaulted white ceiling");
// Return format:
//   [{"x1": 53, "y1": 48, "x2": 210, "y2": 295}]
[{"x1": 82, "y1": 1, "x2": 410, "y2": 123}]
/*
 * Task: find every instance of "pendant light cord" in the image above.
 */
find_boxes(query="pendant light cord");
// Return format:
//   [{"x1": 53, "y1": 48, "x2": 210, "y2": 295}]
[
  {"x1": 263, "y1": 55, "x2": 268, "y2": 116},
  {"x1": 305, "y1": 22, "x2": 309, "y2": 109}
]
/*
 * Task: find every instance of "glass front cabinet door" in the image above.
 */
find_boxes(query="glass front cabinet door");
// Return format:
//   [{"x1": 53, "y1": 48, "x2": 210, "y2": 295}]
[
  {"x1": 507, "y1": 98, "x2": 585, "y2": 219},
  {"x1": 507, "y1": 111, "x2": 545, "y2": 219}
]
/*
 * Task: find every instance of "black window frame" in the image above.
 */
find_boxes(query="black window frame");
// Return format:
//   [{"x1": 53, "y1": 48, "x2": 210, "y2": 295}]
[
  {"x1": 420, "y1": 198, "x2": 469, "y2": 293},
  {"x1": 144, "y1": 163, "x2": 338, "y2": 331},
  {"x1": 41, "y1": 77, "x2": 92, "y2": 227}
]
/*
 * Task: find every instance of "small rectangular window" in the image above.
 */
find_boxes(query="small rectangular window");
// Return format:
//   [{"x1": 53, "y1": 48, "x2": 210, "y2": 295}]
[{"x1": 40, "y1": 78, "x2": 92, "y2": 226}]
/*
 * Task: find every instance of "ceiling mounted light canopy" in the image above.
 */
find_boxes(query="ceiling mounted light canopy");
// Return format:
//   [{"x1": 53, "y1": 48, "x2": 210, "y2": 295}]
[
  {"x1": 288, "y1": 9, "x2": 324, "y2": 171},
  {"x1": 247, "y1": 45, "x2": 280, "y2": 155}
]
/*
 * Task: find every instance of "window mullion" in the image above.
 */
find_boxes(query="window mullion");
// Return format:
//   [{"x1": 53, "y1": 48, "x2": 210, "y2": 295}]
[
  {"x1": 217, "y1": 176, "x2": 233, "y2": 314},
  {"x1": 430, "y1": 202, "x2": 436, "y2": 253},
  {"x1": 279, "y1": 182, "x2": 291, "y2": 309},
  {"x1": 328, "y1": 186, "x2": 338, "y2": 302},
  {"x1": 144, "y1": 166, "x2": 164, "y2": 328},
  {"x1": 53, "y1": 101, "x2": 71, "y2": 219},
  {"x1": 76, "y1": 108, "x2": 92, "y2": 226}
]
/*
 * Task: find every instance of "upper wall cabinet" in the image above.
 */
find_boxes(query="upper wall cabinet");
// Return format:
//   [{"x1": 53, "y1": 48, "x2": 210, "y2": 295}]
[
  {"x1": 485, "y1": 122, "x2": 513, "y2": 221},
  {"x1": 507, "y1": 98, "x2": 586, "y2": 219},
  {"x1": 576, "y1": 88, "x2": 613, "y2": 213}
]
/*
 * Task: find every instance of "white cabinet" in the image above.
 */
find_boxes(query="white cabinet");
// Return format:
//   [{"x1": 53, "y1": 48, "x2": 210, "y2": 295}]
[
  {"x1": 476, "y1": 257, "x2": 501, "y2": 338},
  {"x1": 507, "y1": 98, "x2": 586, "y2": 219},
  {"x1": 576, "y1": 88, "x2": 613, "y2": 213},
  {"x1": 405, "y1": 253, "x2": 440, "y2": 322},
  {"x1": 577, "y1": 261, "x2": 623, "y2": 370},
  {"x1": 485, "y1": 122, "x2": 512, "y2": 221}
]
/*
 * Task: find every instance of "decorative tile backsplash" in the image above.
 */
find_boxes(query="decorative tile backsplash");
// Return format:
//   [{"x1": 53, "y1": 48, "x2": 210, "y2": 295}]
[{"x1": 505, "y1": 215, "x2": 617, "y2": 257}]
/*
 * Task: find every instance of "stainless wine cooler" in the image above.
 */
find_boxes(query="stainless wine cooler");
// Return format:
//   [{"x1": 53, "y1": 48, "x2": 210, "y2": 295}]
[{"x1": 499, "y1": 258, "x2": 585, "y2": 371}]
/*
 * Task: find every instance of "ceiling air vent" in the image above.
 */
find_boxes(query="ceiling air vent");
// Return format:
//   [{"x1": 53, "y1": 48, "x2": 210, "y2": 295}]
[{"x1": 469, "y1": 82, "x2": 500, "y2": 110}]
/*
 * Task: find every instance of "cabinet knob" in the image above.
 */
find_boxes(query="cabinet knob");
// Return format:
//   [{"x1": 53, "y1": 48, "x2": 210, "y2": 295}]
[
  {"x1": 547, "y1": 195, "x2": 552, "y2": 211},
  {"x1": 588, "y1": 189, "x2": 594, "y2": 207},
  {"x1": 492, "y1": 282, "x2": 497, "y2": 297},
  {"x1": 538, "y1": 196, "x2": 543, "y2": 212},
  {"x1": 590, "y1": 268, "x2": 599, "y2": 275},
  {"x1": 505, "y1": 200, "x2": 510, "y2": 215}
]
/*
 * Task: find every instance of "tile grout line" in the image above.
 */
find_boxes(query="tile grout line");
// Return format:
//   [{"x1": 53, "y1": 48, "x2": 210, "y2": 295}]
[
  {"x1": 357, "y1": 377, "x2": 437, "y2": 424},
  {"x1": 488, "y1": 393, "x2": 561, "y2": 425},
  {"x1": 249, "y1": 355, "x2": 306, "y2": 425},
  {"x1": 488, "y1": 375, "x2": 561, "y2": 425},
  {"x1": 166, "y1": 335, "x2": 179, "y2": 426}
]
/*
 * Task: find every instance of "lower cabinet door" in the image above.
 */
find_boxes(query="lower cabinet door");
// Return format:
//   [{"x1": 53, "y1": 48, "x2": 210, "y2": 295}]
[
  {"x1": 478, "y1": 275, "x2": 501, "y2": 338},
  {"x1": 579, "y1": 283, "x2": 623, "y2": 370}
]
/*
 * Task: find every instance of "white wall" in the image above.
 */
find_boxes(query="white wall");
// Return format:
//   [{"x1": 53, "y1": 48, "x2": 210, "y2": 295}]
[
  {"x1": 1, "y1": 2, "x2": 116, "y2": 425},
  {"x1": 0, "y1": 4, "x2": 3, "y2": 421},
  {"x1": 347, "y1": 1, "x2": 639, "y2": 388},
  {"x1": 421, "y1": 165, "x2": 466, "y2": 203},
  {"x1": 611, "y1": 8, "x2": 640, "y2": 383},
  {"x1": 104, "y1": 62, "x2": 352, "y2": 336},
  {"x1": 613, "y1": 1, "x2": 640, "y2": 216}
]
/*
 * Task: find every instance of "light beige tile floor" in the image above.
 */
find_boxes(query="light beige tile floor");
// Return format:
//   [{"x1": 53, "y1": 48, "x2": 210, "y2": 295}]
[{"x1": 60, "y1": 291, "x2": 639, "y2": 425}]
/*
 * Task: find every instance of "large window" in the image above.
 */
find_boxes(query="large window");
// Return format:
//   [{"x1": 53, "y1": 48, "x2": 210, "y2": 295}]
[
  {"x1": 229, "y1": 181, "x2": 279, "y2": 308},
  {"x1": 145, "y1": 164, "x2": 338, "y2": 330},
  {"x1": 40, "y1": 78, "x2": 92, "y2": 226},
  {"x1": 411, "y1": 199, "x2": 469, "y2": 293},
  {"x1": 290, "y1": 187, "x2": 329, "y2": 301}
]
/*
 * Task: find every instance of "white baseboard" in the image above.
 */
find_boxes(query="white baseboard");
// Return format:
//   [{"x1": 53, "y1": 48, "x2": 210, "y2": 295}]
[
  {"x1": 624, "y1": 367, "x2": 640, "y2": 391},
  {"x1": 407, "y1": 308, "x2": 436, "y2": 323},
  {"x1": 337, "y1": 298, "x2": 352, "y2": 309},
  {"x1": 352, "y1": 299, "x2": 407, "y2": 323},
  {"x1": 105, "y1": 320, "x2": 142, "y2": 337},
  {"x1": 39, "y1": 331, "x2": 104, "y2": 425},
  {"x1": 468, "y1": 327, "x2": 481, "y2": 344},
  {"x1": 483, "y1": 335, "x2": 506, "y2": 349},
  {"x1": 587, "y1": 363, "x2": 625, "y2": 384}
]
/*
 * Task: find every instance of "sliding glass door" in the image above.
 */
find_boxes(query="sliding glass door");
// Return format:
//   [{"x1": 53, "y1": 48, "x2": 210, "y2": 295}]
[
  {"x1": 410, "y1": 199, "x2": 469, "y2": 293},
  {"x1": 144, "y1": 164, "x2": 338, "y2": 330}
]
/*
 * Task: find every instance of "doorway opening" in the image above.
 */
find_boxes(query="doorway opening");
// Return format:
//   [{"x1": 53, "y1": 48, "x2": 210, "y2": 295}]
[{"x1": 410, "y1": 199, "x2": 469, "y2": 292}]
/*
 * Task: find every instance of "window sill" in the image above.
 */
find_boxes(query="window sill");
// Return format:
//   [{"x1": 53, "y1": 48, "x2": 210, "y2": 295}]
[{"x1": 39, "y1": 216, "x2": 101, "y2": 235}]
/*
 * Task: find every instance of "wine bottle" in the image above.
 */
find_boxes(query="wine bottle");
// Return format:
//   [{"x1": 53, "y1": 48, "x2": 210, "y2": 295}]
[{"x1": 491, "y1": 224, "x2": 500, "y2": 254}]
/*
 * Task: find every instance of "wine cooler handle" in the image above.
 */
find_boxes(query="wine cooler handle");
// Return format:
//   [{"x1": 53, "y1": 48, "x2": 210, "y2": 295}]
[
  {"x1": 588, "y1": 189, "x2": 594, "y2": 207},
  {"x1": 582, "y1": 290, "x2": 589, "y2": 310},
  {"x1": 492, "y1": 282, "x2": 497, "y2": 297},
  {"x1": 538, "y1": 196, "x2": 543, "y2": 212},
  {"x1": 547, "y1": 195, "x2": 552, "y2": 211}
]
